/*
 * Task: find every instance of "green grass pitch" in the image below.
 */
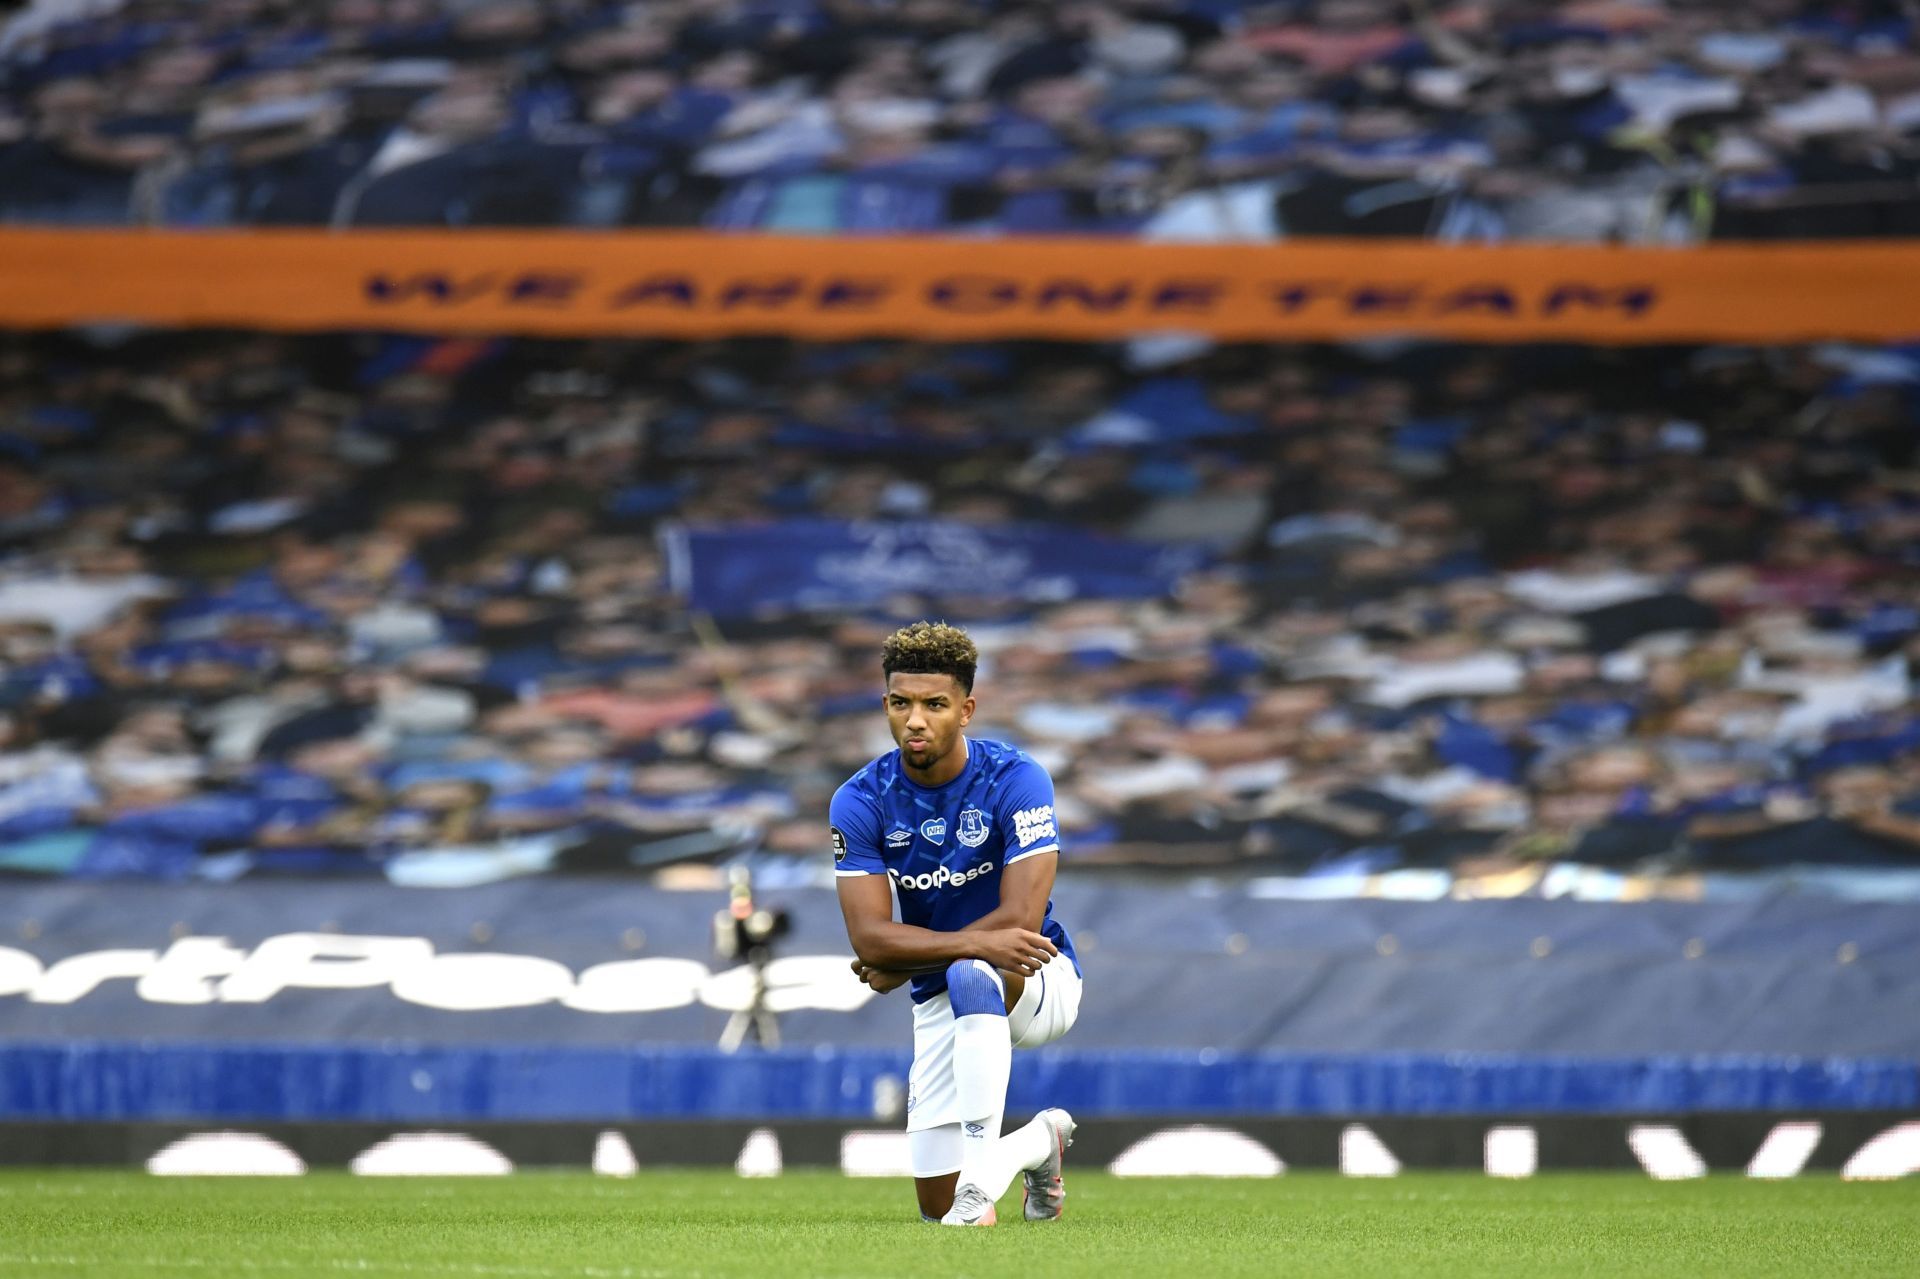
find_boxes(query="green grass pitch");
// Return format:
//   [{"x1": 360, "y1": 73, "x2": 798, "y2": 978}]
[{"x1": 2, "y1": 1170, "x2": 1915, "y2": 1278}]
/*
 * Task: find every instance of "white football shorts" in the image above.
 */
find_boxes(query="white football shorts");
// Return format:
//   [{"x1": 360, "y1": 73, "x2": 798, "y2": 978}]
[{"x1": 904, "y1": 951, "x2": 1083, "y2": 1177}]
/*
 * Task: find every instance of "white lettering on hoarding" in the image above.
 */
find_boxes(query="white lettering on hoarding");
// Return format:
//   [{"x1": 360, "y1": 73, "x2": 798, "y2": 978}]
[
  {"x1": 49, "y1": 1121, "x2": 1920, "y2": 1179},
  {"x1": 219, "y1": 934, "x2": 434, "y2": 1003},
  {"x1": 1842, "y1": 1122, "x2": 1920, "y2": 1180},
  {"x1": 138, "y1": 938, "x2": 246, "y2": 1005},
  {"x1": 3, "y1": 934, "x2": 874, "y2": 1016},
  {"x1": 29, "y1": 949, "x2": 159, "y2": 1004}
]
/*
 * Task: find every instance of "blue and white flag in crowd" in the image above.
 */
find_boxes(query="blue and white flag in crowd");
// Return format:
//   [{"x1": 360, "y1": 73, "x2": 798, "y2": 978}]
[{"x1": 665, "y1": 520, "x2": 1207, "y2": 618}]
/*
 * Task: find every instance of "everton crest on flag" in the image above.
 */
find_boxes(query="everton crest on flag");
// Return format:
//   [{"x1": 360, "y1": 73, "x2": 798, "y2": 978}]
[{"x1": 664, "y1": 519, "x2": 1206, "y2": 618}]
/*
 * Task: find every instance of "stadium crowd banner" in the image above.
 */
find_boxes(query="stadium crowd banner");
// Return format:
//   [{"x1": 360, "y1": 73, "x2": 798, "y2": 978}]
[
  {"x1": 4, "y1": 229, "x2": 1920, "y2": 343},
  {"x1": 665, "y1": 520, "x2": 1207, "y2": 618}
]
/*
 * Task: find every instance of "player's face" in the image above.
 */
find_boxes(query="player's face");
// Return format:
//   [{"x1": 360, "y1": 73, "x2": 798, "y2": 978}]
[{"x1": 884, "y1": 672, "x2": 974, "y2": 777}]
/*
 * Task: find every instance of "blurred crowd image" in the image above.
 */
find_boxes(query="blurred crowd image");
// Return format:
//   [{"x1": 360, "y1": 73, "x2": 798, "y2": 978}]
[
  {"x1": 4, "y1": 0, "x2": 1920, "y2": 238},
  {"x1": 0, "y1": 329, "x2": 1915, "y2": 896}
]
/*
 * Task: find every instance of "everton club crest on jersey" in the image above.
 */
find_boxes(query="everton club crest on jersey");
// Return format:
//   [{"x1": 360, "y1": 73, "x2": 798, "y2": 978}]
[{"x1": 956, "y1": 807, "x2": 990, "y2": 847}]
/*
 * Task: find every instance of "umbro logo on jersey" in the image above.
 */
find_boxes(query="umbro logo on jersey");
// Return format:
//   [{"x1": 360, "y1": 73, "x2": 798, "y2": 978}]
[
  {"x1": 920, "y1": 817, "x2": 947, "y2": 844},
  {"x1": 885, "y1": 827, "x2": 913, "y2": 849}
]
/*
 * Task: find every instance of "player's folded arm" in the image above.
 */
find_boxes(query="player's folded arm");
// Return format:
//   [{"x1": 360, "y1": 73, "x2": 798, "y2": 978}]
[
  {"x1": 834, "y1": 872, "x2": 974, "y2": 971},
  {"x1": 956, "y1": 849, "x2": 1055, "y2": 936},
  {"x1": 835, "y1": 871, "x2": 1056, "y2": 974}
]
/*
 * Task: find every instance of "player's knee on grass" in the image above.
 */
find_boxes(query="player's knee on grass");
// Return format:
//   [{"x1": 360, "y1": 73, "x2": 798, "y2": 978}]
[{"x1": 945, "y1": 958, "x2": 1005, "y2": 1018}]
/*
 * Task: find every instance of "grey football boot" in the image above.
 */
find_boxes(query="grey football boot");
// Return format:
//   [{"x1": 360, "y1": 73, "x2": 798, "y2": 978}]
[
  {"x1": 1022, "y1": 1108, "x2": 1076, "y2": 1221},
  {"x1": 940, "y1": 1181, "x2": 998, "y2": 1226}
]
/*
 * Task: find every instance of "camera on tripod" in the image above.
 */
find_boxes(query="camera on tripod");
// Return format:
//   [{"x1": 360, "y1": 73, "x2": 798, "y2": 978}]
[
  {"x1": 713, "y1": 865, "x2": 790, "y2": 960},
  {"x1": 713, "y1": 866, "x2": 789, "y2": 1051}
]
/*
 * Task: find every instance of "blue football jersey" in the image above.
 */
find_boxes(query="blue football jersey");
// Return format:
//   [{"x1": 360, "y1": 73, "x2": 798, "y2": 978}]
[{"x1": 830, "y1": 736, "x2": 1078, "y2": 1004}]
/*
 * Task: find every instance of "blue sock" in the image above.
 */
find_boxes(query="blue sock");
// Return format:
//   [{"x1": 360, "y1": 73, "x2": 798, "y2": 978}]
[{"x1": 945, "y1": 958, "x2": 1006, "y2": 1018}]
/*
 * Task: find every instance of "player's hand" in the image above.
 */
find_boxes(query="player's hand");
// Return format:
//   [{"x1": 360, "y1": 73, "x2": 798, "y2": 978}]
[
  {"x1": 971, "y1": 928, "x2": 1057, "y2": 977},
  {"x1": 850, "y1": 961, "x2": 910, "y2": 994}
]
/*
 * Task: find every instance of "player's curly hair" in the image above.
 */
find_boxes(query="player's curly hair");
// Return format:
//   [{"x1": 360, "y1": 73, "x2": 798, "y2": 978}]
[{"x1": 881, "y1": 620, "x2": 977, "y2": 693}]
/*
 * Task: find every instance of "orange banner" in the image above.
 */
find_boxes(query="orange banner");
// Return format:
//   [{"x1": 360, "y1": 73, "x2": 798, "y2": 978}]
[{"x1": 3, "y1": 229, "x2": 1919, "y2": 343}]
